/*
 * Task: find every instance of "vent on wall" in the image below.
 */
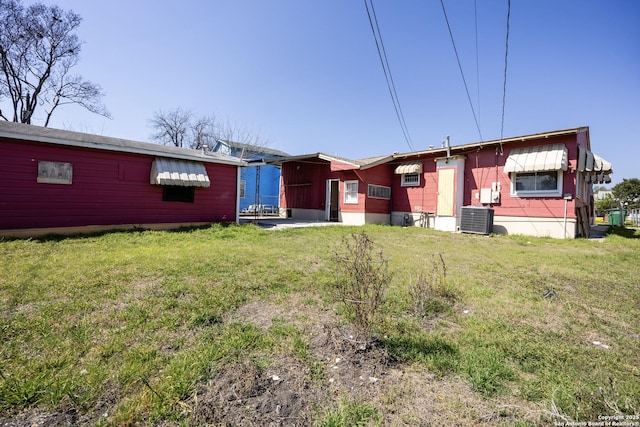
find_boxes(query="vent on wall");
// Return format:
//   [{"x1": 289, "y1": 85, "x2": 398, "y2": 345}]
[{"x1": 460, "y1": 206, "x2": 494, "y2": 235}]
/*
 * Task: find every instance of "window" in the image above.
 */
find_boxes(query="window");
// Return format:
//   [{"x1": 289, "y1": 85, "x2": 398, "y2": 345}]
[
  {"x1": 368, "y1": 184, "x2": 391, "y2": 200},
  {"x1": 344, "y1": 180, "x2": 359, "y2": 204},
  {"x1": 239, "y1": 180, "x2": 246, "y2": 198},
  {"x1": 163, "y1": 186, "x2": 195, "y2": 203},
  {"x1": 401, "y1": 173, "x2": 420, "y2": 187},
  {"x1": 37, "y1": 161, "x2": 72, "y2": 184},
  {"x1": 511, "y1": 171, "x2": 562, "y2": 197}
]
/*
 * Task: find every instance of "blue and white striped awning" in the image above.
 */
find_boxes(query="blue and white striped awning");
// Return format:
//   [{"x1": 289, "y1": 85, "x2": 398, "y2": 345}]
[{"x1": 150, "y1": 158, "x2": 210, "y2": 187}]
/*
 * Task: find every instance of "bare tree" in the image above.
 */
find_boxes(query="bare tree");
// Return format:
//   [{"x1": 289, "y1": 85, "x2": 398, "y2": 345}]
[
  {"x1": 0, "y1": 0, "x2": 109, "y2": 125},
  {"x1": 149, "y1": 108, "x2": 270, "y2": 153},
  {"x1": 190, "y1": 115, "x2": 218, "y2": 150},
  {"x1": 149, "y1": 108, "x2": 192, "y2": 148},
  {"x1": 217, "y1": 119, "x2": 266, "y2": 147}
]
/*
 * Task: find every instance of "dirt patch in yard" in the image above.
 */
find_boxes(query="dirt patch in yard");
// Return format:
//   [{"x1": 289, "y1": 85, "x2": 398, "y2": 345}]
[
  {"x1": 1, "y1": 297, "x2": 552, "y2": 426},
  {"x1": 188, "y1": 356, "x2": 322, "y2": 426},
  {"x1": 196, "y1": 298, "x2": 553, "y2": 426}
]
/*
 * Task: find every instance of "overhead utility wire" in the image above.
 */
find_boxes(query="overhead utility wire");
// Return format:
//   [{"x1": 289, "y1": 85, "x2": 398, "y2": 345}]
[
  {"x1": 363, "y1": 0, "x2": 415, "y2": 152},
  {"x1": 439, "y1": 0, "x2": 483, "y2": 141},
  {"x1": 500, "y1": 0, "x2": 511, "y2": 142},
  {"x1": 474, "y1": 0, "x2": 481, "y2": 130},
  {"x1": 369, "y1": 1, "x2": 414, "y2": 151}
]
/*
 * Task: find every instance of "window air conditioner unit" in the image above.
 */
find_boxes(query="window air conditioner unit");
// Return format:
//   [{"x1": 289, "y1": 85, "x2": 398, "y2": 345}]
[{"x1": 460, "y1": 206, "x2": 494, "y2": 235}]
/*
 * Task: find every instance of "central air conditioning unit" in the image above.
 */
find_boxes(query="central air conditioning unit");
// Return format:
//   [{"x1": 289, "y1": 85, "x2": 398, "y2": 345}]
[{"x1": 460, "y1": 206, "x2": 494, "y2": 235}]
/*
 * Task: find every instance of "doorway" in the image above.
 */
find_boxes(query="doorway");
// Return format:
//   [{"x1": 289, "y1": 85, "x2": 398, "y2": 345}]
[
  {"x1": 326, "y1": 179, "x2": 340, "y2": 221},
  {"x1": 437, "y1": 168, "x2": 455, "y2": 217}
]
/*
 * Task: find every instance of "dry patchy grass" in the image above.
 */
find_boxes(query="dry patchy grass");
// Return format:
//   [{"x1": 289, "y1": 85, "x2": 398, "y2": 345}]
[{"x1": 1, "y1": 224, "x2": 639, "y2": 425}]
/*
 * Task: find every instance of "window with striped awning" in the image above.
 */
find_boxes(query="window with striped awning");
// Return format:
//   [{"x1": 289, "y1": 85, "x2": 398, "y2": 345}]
[
  {"x1": 394, "y1": 162, "x2": 422, "y2": 174},
  {"x1": 150, "y1": 158, "x2": 210, "y2": 187},
  {"x1": 503, "y1": 144, "x2": 568, "y2": 173}
]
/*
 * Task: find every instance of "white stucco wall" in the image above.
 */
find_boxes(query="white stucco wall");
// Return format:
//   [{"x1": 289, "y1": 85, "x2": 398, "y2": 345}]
[{"x1": 493, "y1": 216, "x2": 576, "y2": 239}]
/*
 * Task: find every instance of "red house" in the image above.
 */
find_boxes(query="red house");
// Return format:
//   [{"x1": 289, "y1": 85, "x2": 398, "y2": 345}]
[
  {"x1": 0, "y1": 122, "x2": 245, "y2": 238},
  {"x1": 275, "y1": 153, "x2": 393, "y2": 225},
  {"x1": 276, "y1": 127, "x2": 613, "y2": 238}
]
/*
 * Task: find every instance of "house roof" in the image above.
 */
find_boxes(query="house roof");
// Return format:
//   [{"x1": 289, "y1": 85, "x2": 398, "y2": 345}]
[
  {"x1": 271, "y1": 128, "x2": 593, "y2": 170},
  {"x1": 0, "y1": 121, "x2": 246, "y2": 166},
  {"x1": 217, "y1": 139, "x2": 290, "y2": 158},
  {"x1": 393, "y1": 127, "x2": 590, "y2": 159},
  {"x1": 269, "y1": 152, "x2": 393, "y2": 170}
]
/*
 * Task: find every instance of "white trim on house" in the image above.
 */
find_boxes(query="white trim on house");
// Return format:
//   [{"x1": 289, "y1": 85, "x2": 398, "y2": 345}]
[
  {"x1": 401, "y1": 173, "x2": 420, "y2": 186},
  {"x1": 509, "y1": 170, "x2": 564, "y2": 198},
  {"x1": 344, "y1": 180, "x2": 359, "y2": 204},
  {"x1": 341, "y1": 212, "x2": 390, "y2": 226},
  {"x1": 493, "y1": 215, "x2": 577, "y2": 239}
]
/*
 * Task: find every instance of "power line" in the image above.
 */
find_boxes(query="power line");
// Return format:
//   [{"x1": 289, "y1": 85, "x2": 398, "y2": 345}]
[
  {"x1": 440, "y1": 0, "x2": 483, "y2": 141},
  {"x1": 474, "y1": 0, "x2": 481, "y2": 131},
  {"x1": 500, "y1": 0, "x2": 511, "y2": 141},
  {"x1": 369, "y1": 1, "x2": 414, "y2": 151},
  {"x1": 363, "y1": 0, "x2": 415, "y2": 152}
]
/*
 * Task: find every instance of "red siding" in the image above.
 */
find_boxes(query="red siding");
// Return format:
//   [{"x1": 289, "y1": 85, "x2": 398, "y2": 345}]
[
  {"x1": 279, "y1": 161, "x2": 393, "y2": 215},
  {"x1": 487, "y1": 135, "x2": 577, "y2": 219},
  {"x1": 391, "y1": 159, "x2": 438, "y2": 214},
  {"x1": 391, "y1": 134, "x2": 581, "y2": 219},
  {"x1": 280, "y1": 161, "x2": 330, "y2": 210},
  {"x1": 360, "y1": 165, "x2": 392, "y2": 214},
  {"x1": 0, "y1": 138, "x2": 238, "y2": 230},
  {"x1": 338, "y1": 170, "x2": 362, "y2": 214}
]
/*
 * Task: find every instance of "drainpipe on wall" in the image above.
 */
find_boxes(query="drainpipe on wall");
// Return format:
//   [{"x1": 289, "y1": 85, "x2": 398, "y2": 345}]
[
  {"x1": 563, "y1": 198, "x2": 568, "y2": 239},
  {"x1": 563, "y1": 193, "x2": 572, "y2": 239},
  {"x1": 235, "y1": 166, "x2": 241, "y2": 224}
]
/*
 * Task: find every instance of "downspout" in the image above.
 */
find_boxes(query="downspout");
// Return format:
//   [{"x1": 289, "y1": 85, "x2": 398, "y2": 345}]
[
  {"x1": 563, "y1": 198, "x2": 568, "y2": 239},
  {"x1": 235, "y1": 166, "x2": 241, "y2": 224}
]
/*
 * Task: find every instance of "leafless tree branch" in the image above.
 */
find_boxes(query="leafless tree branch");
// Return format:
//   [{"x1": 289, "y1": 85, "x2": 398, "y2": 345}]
[{"x1": 0, "y1": 0, "x2": 108, "y2": 126}]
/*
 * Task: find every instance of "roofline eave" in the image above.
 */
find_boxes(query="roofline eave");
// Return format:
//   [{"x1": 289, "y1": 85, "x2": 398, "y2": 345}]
[{"x1": 393, "y1": 126, "x2": 590, "y2": 159}]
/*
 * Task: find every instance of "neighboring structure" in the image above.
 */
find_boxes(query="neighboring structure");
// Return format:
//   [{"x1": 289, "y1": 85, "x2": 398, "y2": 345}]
[
  {"x1": 274, "y1": 153, "x2": 393, "y2": 225},
  {"x1": 0, "y1": 121, "x2": 245, "y2": 237},
  {"x1": 593, "y1": 188, "x2": 613, "y2": 201},
  {"x1": 211, "y1": 140, "x2": 288, "y2": 213},
  {"x1": 275, "y1": 127, "x2": 613, "y2": 238}
]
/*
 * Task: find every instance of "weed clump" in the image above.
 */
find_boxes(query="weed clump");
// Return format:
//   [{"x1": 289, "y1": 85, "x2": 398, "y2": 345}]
[
  {"x1": 334, "y1": 232, "x2": 390, "y2": 347},
  {"x1": 409, "y1": 253, "x2": 455, "y2": 318}
]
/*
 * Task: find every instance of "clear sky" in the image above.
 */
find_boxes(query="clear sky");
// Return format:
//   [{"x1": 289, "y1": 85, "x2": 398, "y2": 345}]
[{"x1": 18, "y1": 1, "x2": 640, "y2": 186}]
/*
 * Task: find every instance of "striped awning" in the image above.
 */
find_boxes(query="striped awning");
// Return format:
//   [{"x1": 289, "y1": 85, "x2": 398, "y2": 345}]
[
  {"x1": 150, "y1": 158, "x2": 210, "y2": 187},
  {"x1": 394, "y1": 161, "x2": 422, "y2": 174},
  {"x1": 503, "y1": 143, "x2": 568, "y2": 173},
  {"x1": 593, "y1": 154, "x2": 612, "y2": 173},
  {"x1": 578, "y1": 146, "x2": 613, "y2": 184}
]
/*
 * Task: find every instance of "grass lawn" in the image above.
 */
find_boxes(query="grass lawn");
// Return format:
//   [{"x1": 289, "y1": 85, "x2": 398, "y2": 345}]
[{"x1": 1, "y1": 224, "x2": 639, "y2": 426}]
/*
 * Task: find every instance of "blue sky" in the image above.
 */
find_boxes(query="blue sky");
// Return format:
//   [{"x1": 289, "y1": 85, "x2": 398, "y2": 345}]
[{"x1": 20, "y1": 1, "x2": 640, "y2": 185}]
